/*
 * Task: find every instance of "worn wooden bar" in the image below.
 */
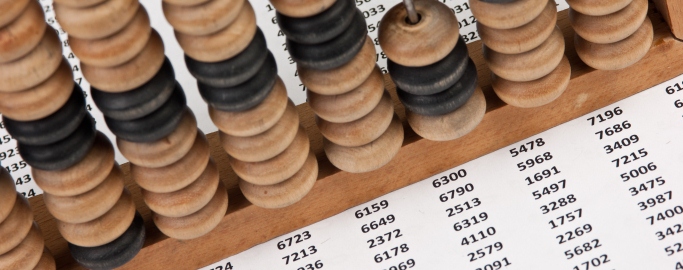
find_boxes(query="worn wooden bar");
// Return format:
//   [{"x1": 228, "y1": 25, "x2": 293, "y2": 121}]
[{"x1": 653, "y1": 0, "x2": 683, "y2": 39}]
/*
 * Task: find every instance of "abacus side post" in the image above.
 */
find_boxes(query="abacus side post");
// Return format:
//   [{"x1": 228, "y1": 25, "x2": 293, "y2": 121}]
[{"x1": 653, "y1": 0, "x2": 683, "y2": 40}]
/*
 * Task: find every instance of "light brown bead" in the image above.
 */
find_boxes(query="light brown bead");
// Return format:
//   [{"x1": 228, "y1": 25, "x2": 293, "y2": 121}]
[
  {"x1": 299, "y1": 36, "x2": 376, "y2": 95},
  {"x1": 0, "y1": 60, "x2": 73, "y2": 121},
  {"x1": 0, "y1": 194, "x2": 32, "y2": 255},
  {"x1": 485, "y1": 26, "x2": 564, "y2": 82},
  {"x1": 0, "y1": 223, "x2": 44, "y2": 270},
  {"x1": 143, "y1": 160, "x2": 219, "y2": 218},
  {"x1": 317, "y1": 91, "x2": 394, "y2": 147},
  {"x1": 210, "y1": 77, "x2": 288, "y2": 137},
  {"x1": 32, "y1": 248, "x2": 56, "y2": 270},
  {"x1": 33, "y1": 133, "x2": 115, "y2": 197},
  {"x1": 0, "y1": 168, "x2": 17, "y2": 223},
  {"x1": 162, "y1": 0, "x2": 212, "y2": 7},
  {"x1": 57, "y1": 189, "x2": 135, "y2": 247},
  {"x1": 0, "y1": 0, "x2": 46, "y2": 63},
  {"x1": 82, "y1": 30, "x2": 165, "y2": 92},
  {"x1": 240, "y1": 152, "x2": 318, "y2": 209},
  {"x1": 176, "y1": 1, "x2": 256, "y2": 62},
  {"x1": 119, "y1": 109, "x2": 197, "y2": 168},
  {"x1": 0, "y1": 30, "x2": 62, "y2": 93},
  {"x1": 54, "y1": 0, "x2": 139, "y2": 39},
  {"x1": 469, "y1": 0, "x2": 548, "y2": 30},
  {"x1": 566, "y1": 0, "x2": 632, "y2": 16},
  {"x1": 163, "y1": 0, "x2": 244, "y2": 35},
  {"x1": 570, "y1": 0, "x2": 647, "y2": 44},
  {"x1": 325, "y1": 115, "x2": 404, "y2": 173},
  {"x1": 493, "y1": 56, "x2": 570, "y2": 108},
  {"x1": 231, "y1": 126, "x2": 310, "y2": 185},
  {"x1": 379, "y1": 0, "x2": 459, "y2": 67},
  {"x1": 0, "y1": 0, "x2": 30, "y2": 28},
  {"x1": 132, "y1": 131, "x2": 211, "y2": 193},
  {"x1": 221, "y1": 101, "x2": 299, "y2": 162},
  {"x1": 153, "y1": 181, "x2": 228, "y2": 240},
  {"x1": 575, "y1": 17, "x2": 652, "y2": 70},
  {"x1": 43, "y1": 165, "x2": 124, "y2": 224},
  {"x1": 269, "y1": 0, "x2": 336, "y2": 18},
  {"x1": 477, "y1": 0, "x2": 556, "y2": 54},
  {"x1": 54, "y1": 0, "x2": 107, "y2": 8},
  {"x1": 408, "y1": 87, "x2": 486, "y2": 141},
  {"x1": 68, "y1": 6, "x2": 151, "y2": 67}
]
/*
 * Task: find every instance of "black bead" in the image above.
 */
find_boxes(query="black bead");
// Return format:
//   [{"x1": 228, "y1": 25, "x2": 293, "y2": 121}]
[
  {"x1": 198, "y1": 52, "x2": 277, "y2": 112},
  {"x1": 105, "y1": 84, "x2": 186, "y2": 143},
  {"x1": 92, "y1": 58, "x2": 175, "y2": 121},
  {"x1": 286, "y1": 9, "x2": 367, "y2": 70},
  {"x1": 388, "y1": 36, "x2": 469, "y2": 96},
  {"x1": 277, "y1": 0, "x2": 355, "y2": 44},
  {"x1": 398, "y1": 59, "x2": 478, "y2": 116},
  {"x1": 69, "y1": 212, "x2": 145, "y2": 270}
]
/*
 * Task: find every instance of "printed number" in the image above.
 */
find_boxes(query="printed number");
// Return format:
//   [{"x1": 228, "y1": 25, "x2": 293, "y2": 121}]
[
  {"x1": 453, "y1": 212, "x2": 488, "y2": 231},
  {"x1": 587, "y1": 107, "x2": 623, "y2": 126},
  {"x1": 5, "y1": 161, "x2": 27, "y2": 173},
  {"x1": 532, "y1": 179, "x2": 566, "y2": 200},
  {"x1": 362, "y1": 5, "x2": 386, "y2": 18},
  {"x1": 604, "y1": 135, "x2": 640, "y2": 154},
  {"x1": 383, "y1": 259, "x2": 415, "y2": 270},
  {"x1": 517, "y1": 152, "x2": 553, "y2": 171},
  {"x1": 296, "y1": 260, "x2": 323, "y2": 270},
  {"x1": 629, "y1": 177, "x2": 665, "y2": 196},
  {"x1": 431, "y1": 169, "x2": 467, "y2": 188},
  {"x1": 445, "y1": 198, "x2": 481, "y2": 217},
  {"x1": 281, "y1": 246, "x2": 317, "y2": 265},
  {"x1": 461, "y1": 227, "x2": 496, "y2": 246},
  {"x1": 549, "y1": 209, "x2": 583, "y2": 229},
  {"x1": 468, "y1": 242, "x2": 503, "y2": 262},
  {"x1": 439, "y1": 183, "x2": 474, "y2": 202},
  {"x1": 557, "y1": 224, "x2": 593, "y2": 244},
  {"x1": 525, "y1": 166, "x2": 561, "y2": 185},
  {"x1": 620, "y1": 162, "x2": 657, "y2": 181},
  {"x1": 367, "y1": 229, "x2": 403, "y2": 249},
  {"x1": 15, "y1": 174, "x2": 32, "y2": 185},
  {"x1": 361, "y1": 214, "x2": 395, "y2": 233},
  {"x1": 373, "y1": 244, "x2": 409, "y2": 263},
  {"x1": 540, "y1": 194, "x2": 577, "y2": 214},
  {"x1": 638, "y1": 191, "x2": 672, "y2": 211},
  {"x1": 20, "y1": 189, "x2": 36, "y2": 198},
  {"x1": 564, "y1": 239, "x2": 602, "y2": 260},
  {"x1": 594, "y1": 121, "x2": 631, "y2": 139},
  {"x1": 571, "y1": 255, "x2": 610, "y2": 270},
  {"x1": 655, "y1": 223, "x2": 683, "y2": 241},
  {"x1": 509, "y1": 138, "x2": 545, "y2": 157},
  {"x1": 646, "y1": 206, "x2": 683, "y2": 225},
  {"x1": 210, "y1": 262, "x2": 233, "y2": 270},
  {"x1": 611, "y1": 148, "x2": 648, "y2": 168},
  {"x1": 277, "y1": 231, "x2": 312, "y2": 250},
  {"x1": 355, "y1": 200, "x2": 389, "y2": 219},
  {"x1": 0, "y1": 147, "x2": 18, "y2": 161},
  {"x1": 475, "y1": 257, "x2": 512, "y2": 270},
  {"x1": 665, "y1": 83, "x2": 683, "y2": 94}
]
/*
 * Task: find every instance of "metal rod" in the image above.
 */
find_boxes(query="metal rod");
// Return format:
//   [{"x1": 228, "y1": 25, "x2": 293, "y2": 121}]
[{"x1": 403, "y1": 0, "x2": 419, "y2": 24}]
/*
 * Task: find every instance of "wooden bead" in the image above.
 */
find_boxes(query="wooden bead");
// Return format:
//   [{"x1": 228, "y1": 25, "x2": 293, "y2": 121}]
[
  {"x1": 221, "y1": 101, "x2": 299, "y2": 162},
  {"x1": 143, "y1": 160, "x2": 219, "y2": 218},
  {"x1": 325, "y1": 114, "x2": 403, "y2": 173},
  {"x1": 407, "y1": 87, "x2": 486, "y2": 141},
  {"x1": 68, "y1": 6, "x2": 151, "y2": 67},
  {"x1": 0, "y1": 60, "x2": 73, "y2": 121},
  {"x1": 118, "y1": 110, "x2": 197, "y2": 168},
  {"x1": 317, "y1": 91, "x2": 394, "y2": 147},
  {"x1": 0, "y1": 0, "x2": 46, "y2": 63},
  {"x1": 231, "y1": 126, "x2": 310, "y2": 185},
  {"x1": 477, "y1": 0, "x2": 556, "y2": 54},
  {"x1": 0, "y1": 168, "x2": 16, "y2": 223},
  {"x1": 566, "y1": 0, "x2": 632, "y2": 16},
  {"x1": 570, "y1": 0, "x2": 647, "y2": 44},
  {"x1": 82, "y1": 30, "x2": 164, "y2": 93},
  {"x1": 54, "y1": 0, "x2": 139, "y2": 40},
  {"x1": 277, "y1": 0, "x2": 354, "y2": 44},
  {"x1": 163, "y1": 0, "x2": 212, "y2": 7},
  {"x1": 0, "y1": 223, "x2": 44, "y2": 270},
  {"x1": 378, "y1": 0, "x2": 459, "y2": 67},
  {"x1": 163, "y1": 0, "x2": 244, "y2": 35},
  {"x1": 298, "y1": 36, "x2": 376, "y2": 95},
  {"x1": 54, "y1": 0, "x2": 107, "y2": 8},
  {"x1": 153, "y1": 181, "x2": 228, "y2": 240},
  {"x1": 469, "y1": 0, "x2": 548, "y2": 30},
  {"x1": 493, "y1": 56, "x2": 570, "y2": 107},
  {"x1": 485, "y1": 26, "x2": 564, "y2": 82},
  {"x1": 575, "y1": 17, "x2": 652, "y2": 70},
  {"x1": 43, "y1": 165, "x2": 124, "y2": 224},
  {"x1": 308, "y1": 66, "x2": 384, "y2": 123},
  {"x1": 132, "y1": 131, "x2": 210, "y2": 193},
  {"x1": 210, "y1": 77, "x2": 288, "y2": 137},
  {"x1": 176, "y1": 1, "x2": 256, "y2": 62},
  {"x1": 32, "y1": 248, "x2": 56, "y2": 270},
  {"x1": 240, "y1": 152, "x2": 318, "y2": 209},
  {"x1": 269, "y1": 0, "x2": 336, "y2": 18},
  {"x1": 57, "y1": 189, "x2": 135, "y2": 247},
  {"x1": 0, "y1": 0, "x2": 30, "y2": 28},
  {"x1": 0, "y1": 29, "x2": 61, "y2": 93},
  {"x1": 0, "y1": 194, "x2": 32, "y2": 255},
  {"x1": 32, "y1": 132, "x2": 114, "y2": 197}
]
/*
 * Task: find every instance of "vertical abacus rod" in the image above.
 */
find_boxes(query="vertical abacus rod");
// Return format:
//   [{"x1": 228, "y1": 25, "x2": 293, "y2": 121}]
[{"x1": 403, "y1": 0, "x2": 419, "y2": 24}]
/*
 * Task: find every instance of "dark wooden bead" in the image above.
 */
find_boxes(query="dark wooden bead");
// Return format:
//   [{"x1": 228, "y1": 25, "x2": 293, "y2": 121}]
[
  {"x1": 269, "y1": 0, "x2": 336, "y2": 18},
  {"x1": 277, "y1": 0, "x2": 354, "y2": 44}
]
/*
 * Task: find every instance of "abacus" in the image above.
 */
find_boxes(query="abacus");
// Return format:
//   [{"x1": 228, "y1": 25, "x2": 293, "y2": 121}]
[{"x1": 0, "y1": 0, "x2": 682, "y2": 268}]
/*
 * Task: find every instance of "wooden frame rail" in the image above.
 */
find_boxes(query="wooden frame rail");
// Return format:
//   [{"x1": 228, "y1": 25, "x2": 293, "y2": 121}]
[{"x1": 653, "y1": 0, "x2": 683, "y2": 39}]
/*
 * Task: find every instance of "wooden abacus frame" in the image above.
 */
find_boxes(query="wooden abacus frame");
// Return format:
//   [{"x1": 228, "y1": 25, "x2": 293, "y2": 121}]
[{"x1": 27, "y1": 2, "x2": 683, "y2": 269}]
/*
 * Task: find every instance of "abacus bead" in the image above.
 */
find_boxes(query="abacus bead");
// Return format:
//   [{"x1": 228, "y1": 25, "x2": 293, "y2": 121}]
[
  {"x1": 469, "y1": 0, "x2": 548, "y2": 29},
  {"x1": 176, "y1": 1, "x2": 256, "y2": 62},
  {"x1": 378, "y1": 0, "x2": 459, "y2": 67},
  {"x1": 477, "y1": 0, "x2": 556, "y2": 54},
  {"x1": 269, "y1": 0, "x2": 336, "y2": 18},
  {"x1": 220, "y1": 101, "x2": 299, "y2": 162},
  {"x1": 132, "y1": 131, "x2": 210, "y2": 193},
  {"x1": 54, "y1": 0, "x2": 139, "y2": 40},
  {"x1": 82, "y1": 30, "x2": 165, "y2": 93},
  {"x1": 0, "y1": 0, "x2": 30, "y2": 28},
  {"x1": 407, "y1": 87, "x2": 486, "y2": 141},
  {"x1": 118, "y1": 110, "x2": 198, "y2": 168},
  {"x1": 493, "y1": 56, "x2": 570, "y2": 107},
  {"x1": 277, "y1": 0, "x2": 354, "y2": 44},
  {"x1": 32, "y1": 133, "x2": 115, "y2": 197},
  {"x1": 575, "y1": 17, "x2": 652, "y2": 70},
  {"x1": 209, "y1": 77, "x2": 288, "y2": 137},
  {"x1": 0, "y1": 169, "x2": 16, "y2": 223},
  {"x1": 54, "y1": 0, "x2": 107, "y2": 8},
  {"x1": 570, "y1": 0, "x2": 647, "y2": 44},
  {"x1": 298, "y1": 36, "x2": 375, "y2": 95},
  {"x1": 162, "y1": 0, "x2": 211, "y2": 6},
  {"x1": 565, "y1": 0, "x2": 632, "y2": 16},
  {"x1": 388, "y1": 36, "x2": 469, "y2": 95},
  {"x1": 485, "y1": 26, "x2": 564, "y2": 82},
  {"x1": 308, "y1": 66, "x2": 384, "y2": 123},
  {"x1": 0, "y1": 30, "x2": 62, "y2": 93},
  {"x1": 185, "y1": 28, "x2": 267, "y2": 88},
  {"x1": 163, "y1": 0, "x2": 244, "y2": 35},
  {"x1": 33, "y1": 248, "x2": 56, "y2": 270},
  {"x1": 68, "y1": 6, "x2": 151, "y2": 68},
  {"x1": 324, "y1": 115, "x2": 403, "y2": 173},
  {"x1": 0, "y1": 223, "x2": 44, "y2": 270},
  {"x1": 0, "y1": 194, "x2": 32, "y2": 255},
  {"x1": 0, "y1": 0, "x2": 46, "y2": 63},
  {"x1": 231, "y1": 126, "x2": 310, "y2": 185},
  {"x1": 240, "y1": 152, "x2": 318, "y2": 209}
]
